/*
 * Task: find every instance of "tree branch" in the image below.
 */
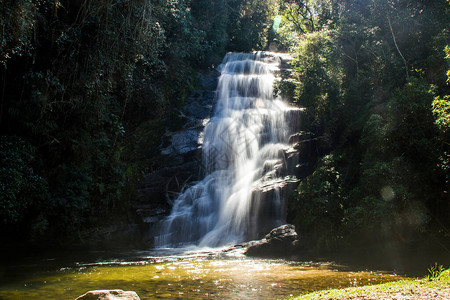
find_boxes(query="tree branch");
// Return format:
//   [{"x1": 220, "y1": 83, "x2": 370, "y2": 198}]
[{"x1": 387, "y1": 16, "x2": 409, "y2": 80}]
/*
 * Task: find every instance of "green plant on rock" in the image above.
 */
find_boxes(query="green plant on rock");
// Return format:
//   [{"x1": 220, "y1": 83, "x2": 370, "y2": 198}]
[
  {"x1": 427, "y1": 263, "x2": 446, "y2": 280},
  {"x1": 290, "y1": 154, "x2": 344, "y2": 249},
  {"x1": 290, "y1": 29, "x2": 343, "y2": 146}
]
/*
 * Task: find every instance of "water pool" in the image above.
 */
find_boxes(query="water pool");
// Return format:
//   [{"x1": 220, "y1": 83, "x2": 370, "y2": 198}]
[{"x1": 0, "y1": 248, "x2": 404, "y2": 299}]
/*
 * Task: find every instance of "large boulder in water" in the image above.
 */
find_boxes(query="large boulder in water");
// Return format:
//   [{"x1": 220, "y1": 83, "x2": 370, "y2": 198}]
[
  {"x1": 75, "y1": 290, "x2": 140, "y2": 300},
  {"x1": 245, "y1": 224, "x2": 301, "y2": 258}
]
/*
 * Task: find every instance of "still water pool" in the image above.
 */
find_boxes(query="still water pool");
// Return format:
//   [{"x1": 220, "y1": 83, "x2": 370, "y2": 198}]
[{"x1": 0, "y1": 248, "x2": 404, "y2": 299}]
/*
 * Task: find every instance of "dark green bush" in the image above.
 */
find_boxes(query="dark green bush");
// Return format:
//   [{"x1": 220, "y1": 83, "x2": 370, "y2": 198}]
[{"x1": 0, "y1": 136, "x2": 49, "y2": 238}]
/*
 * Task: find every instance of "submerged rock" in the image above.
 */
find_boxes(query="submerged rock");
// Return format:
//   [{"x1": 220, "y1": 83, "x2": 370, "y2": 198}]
[
  {"x1": 244, "y1": 224, "x2": 301, "y2": 258},
  {"x1": 75, "y1": 289, "x2": 140, "y2": 300}
]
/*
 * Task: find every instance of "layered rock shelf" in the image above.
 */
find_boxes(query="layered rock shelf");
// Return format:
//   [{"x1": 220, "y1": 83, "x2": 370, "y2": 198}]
[{"x1": 135, "y1": 53, "x2": 322, "y2": 247}]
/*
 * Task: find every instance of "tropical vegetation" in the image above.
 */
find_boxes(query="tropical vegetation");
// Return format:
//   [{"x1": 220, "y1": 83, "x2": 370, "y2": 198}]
[{"x1": 1, "y1": 0, "x2": 449, "y2": 256}]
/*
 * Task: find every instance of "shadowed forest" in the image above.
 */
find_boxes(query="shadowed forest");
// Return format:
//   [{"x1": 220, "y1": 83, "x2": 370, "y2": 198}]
[{"x1": 1, "y1": 0, "x2": 449, "y2": 259}]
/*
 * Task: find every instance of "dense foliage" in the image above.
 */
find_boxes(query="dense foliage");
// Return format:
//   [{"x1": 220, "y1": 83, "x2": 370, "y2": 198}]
[
  {"x1": 279, "y1": 0, "x2": 450, "y2": 251},
  {"x1": 1, "y1": 0, "x2": 449, "y2": 253},
  {"x1": 0, "y1": 0, "x2": 274, "y2": 243}
]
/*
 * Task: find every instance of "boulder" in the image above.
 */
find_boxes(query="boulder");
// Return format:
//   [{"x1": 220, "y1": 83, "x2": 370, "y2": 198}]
[
  {"x1": 245, "y1": 180, "x2": 298, "y2": 240},
  {"x1": 245, "y1": 224, "x2": 301, "y2": 258},
  {"x1": 75, "y1": 290, "x2": 140, "y2": 300}
]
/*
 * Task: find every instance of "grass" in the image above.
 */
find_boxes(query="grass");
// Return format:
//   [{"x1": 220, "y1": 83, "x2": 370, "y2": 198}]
[{"x1": 289, "y1": 269, "x2": 450, "y2": 300}]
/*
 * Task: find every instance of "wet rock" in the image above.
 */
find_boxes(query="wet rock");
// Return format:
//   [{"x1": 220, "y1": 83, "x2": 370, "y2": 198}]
[
  {"x1": 288, "y1": 131, "x2": 315, "y2": 145},
  {"x1": 134, "y1": 71, "x2": 219, "y2": 245},
  {"x1": 184, "y1": 103, "x2": 212, "y2": 120},
  {"x1": 245, "y1": 182, "x2": 298, "y2": 241},
  {"x1": 284, "y1": 108, "x2": 303, "y2": 133},
  {"x1": 135, "y1": 206, "x2": 168, "y2": 225},
  {"x1": 198, "y1": 71, "x2": 219, "y2": 91},
  {"x1": 279, "y1": 61, "x2": 293, "y2": 73},
  {"x1": 244, "y1": 224, "x2": 301, "y2": 258},
  {"x1": 75, "y1": 289, "x2": 140, "y2": 300},
  {"x1": 161, "y1": 127, "x2": 203, "y2": 156},
  {"x1": 286, "y1": 131, "x2": 328, "y2": 179},
  {"x1": 137, "y1": 161, "x2": 201, "y2": 207}
]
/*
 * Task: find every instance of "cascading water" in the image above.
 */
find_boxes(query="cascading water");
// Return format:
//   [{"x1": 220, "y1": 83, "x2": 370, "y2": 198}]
[{"x1": 156, "y1": 52, "x2": 300, "y2": 248}]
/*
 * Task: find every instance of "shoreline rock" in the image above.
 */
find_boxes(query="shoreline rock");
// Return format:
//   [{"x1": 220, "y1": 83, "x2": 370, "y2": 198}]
[
  {"x1": 75, "y1": 290, "x2": 140, "y2": 300},
  {"x1": 244, "y1": 224, "x2": 302, "y2": 258}
]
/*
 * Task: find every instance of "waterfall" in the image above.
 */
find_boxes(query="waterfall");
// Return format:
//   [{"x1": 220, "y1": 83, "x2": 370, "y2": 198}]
[{"x1": 156, "y1": 52, "x2": 299, "y2": 248}]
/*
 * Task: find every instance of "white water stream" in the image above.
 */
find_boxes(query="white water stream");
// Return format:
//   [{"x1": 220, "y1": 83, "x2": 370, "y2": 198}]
[{"x1": 157, "y1": 52, "x2": 299, "y2": 247}]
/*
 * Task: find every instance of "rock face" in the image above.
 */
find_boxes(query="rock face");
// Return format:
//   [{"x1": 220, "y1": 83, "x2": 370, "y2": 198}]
[
  {"x1": 288, "y1": 131, "x2": 326, "y2": 179},
  {"x1": 134, "y1": 55, "x2": 323, "y2": 248},
  {"x1": 134, "y1": 70, "x2": 219, "y2": 246},
  {"x1": 75, "y1": 290, "x2": 140, "y2": 300},
  {"x1": 244, "y1": 224, "x2": 301, "y2": 258}
]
